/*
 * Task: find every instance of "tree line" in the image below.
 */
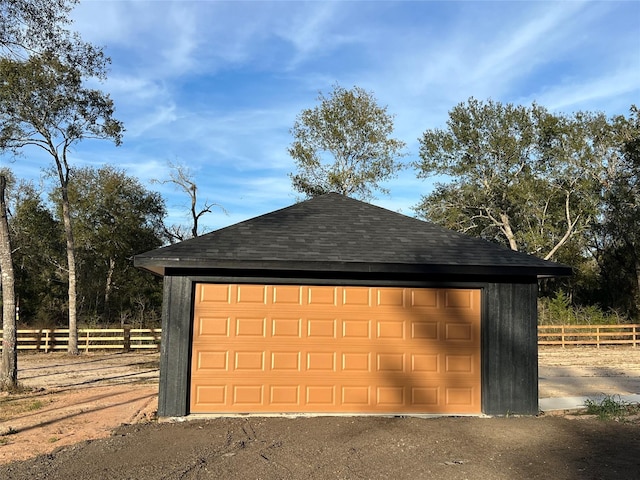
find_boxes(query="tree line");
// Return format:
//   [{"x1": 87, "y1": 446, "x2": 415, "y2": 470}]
[
  {"x1": 289, "y1": 86, "x2": 639, "y2": 323},
  {"x1": 1, "y1": 1, "x2": 637, "y2": 389}
]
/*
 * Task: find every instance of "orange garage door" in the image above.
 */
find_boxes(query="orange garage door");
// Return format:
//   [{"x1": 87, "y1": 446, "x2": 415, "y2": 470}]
[{"x1": 190, "y1": 284, "x2": 481, "y2": 414}]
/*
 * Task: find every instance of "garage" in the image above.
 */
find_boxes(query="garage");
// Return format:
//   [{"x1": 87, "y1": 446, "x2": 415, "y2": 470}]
[
  {"x1": 191, "y1": 284, "x2": 481, "y2": 414},
  {"x1": 135, "y1": 193, "x2": 571, "y2": 417}
]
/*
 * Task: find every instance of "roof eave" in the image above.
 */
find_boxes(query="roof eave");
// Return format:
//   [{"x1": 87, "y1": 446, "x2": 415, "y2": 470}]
[{"x1": 133, "y1": 256, "x2": 572, "y2": 279}]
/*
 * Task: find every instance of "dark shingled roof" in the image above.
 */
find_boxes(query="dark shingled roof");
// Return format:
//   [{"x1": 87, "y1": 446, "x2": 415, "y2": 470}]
[{"x1": 134, "y1": 193, "x2": 572, "y2": 278}]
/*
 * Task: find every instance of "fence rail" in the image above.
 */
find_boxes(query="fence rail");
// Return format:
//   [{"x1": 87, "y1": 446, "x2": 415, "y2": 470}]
[
  {"x1": 538, "y1": 324, "x2": 640, "y2": 347},
  {"x1": 0, "y1": 327, "x2": 161, "y2": 353},
  {"x1": 1, "y1": 325, "x2": 639, "y2": 352}
]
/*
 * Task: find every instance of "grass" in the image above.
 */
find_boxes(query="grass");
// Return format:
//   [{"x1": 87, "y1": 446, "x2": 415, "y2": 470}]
[
  {"x1": 584, "y1": 394, "x2": 640, "y2": 421},
  {"x1": 0, "y1": 382, "x2": 31, "y2": 395},
  {"x1": 1, "y1": 426, "x2": 18, "y2": 437},
  {"x1": 0, "y1": 392, "x2": 52, "y2": 421},
  {"x1": 27, "y1": 400, "x2": 44, "y2": 411}
]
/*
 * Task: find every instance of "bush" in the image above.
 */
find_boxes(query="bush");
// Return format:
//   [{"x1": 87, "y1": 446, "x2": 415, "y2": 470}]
[{"x1": 538, "y1": 291, "x2": 628, "y2": 325}]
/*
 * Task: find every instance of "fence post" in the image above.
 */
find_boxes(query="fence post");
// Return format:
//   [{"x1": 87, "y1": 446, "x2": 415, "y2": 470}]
[
  {"x1": 561, "y1": 325, "x2": 565, "y2": 348},
  {"x1": 123, "y1": 325, "x2": 131, "y2": 352}
]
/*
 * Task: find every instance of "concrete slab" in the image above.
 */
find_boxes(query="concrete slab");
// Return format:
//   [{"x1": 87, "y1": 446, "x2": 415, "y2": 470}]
[{"x1": 540, "y1": 393, "x2": 640, "y2": 412}]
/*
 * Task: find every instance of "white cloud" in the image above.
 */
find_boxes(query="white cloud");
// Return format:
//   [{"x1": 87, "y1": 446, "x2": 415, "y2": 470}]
[
  {"x1": 29, "y1": 0, "x2": 637, "y2": 232},
  {"x1": 158, "y1": 3, "x2": 203, "y2": 73},
  {"x1": 126, "y1": 103, "x2": 178, "y2": 138},
  {"x1": 533, "y1": 69, "x2": 640, "y2": 113},
  {"x1": 469, "y1": 2, "x2": 589, "y2": 86}
]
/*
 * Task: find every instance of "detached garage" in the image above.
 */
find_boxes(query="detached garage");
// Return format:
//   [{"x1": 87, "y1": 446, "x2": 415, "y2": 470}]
[{"x1": 134, "y1": 193, "x2": 571, "y2": 417}]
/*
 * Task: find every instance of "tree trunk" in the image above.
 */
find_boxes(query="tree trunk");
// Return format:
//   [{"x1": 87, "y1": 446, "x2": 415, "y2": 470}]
[
  {"x1": 61, "y1": 194, "x2": 79, "y2": 355},
  {"x1": 190, "y1": 183, "x2": 198, "y2": 238},
  {"x1": 103, "y1": 256, "x2": 115, "y2": 321},
  {"x1": 635, "y1": 256, "x2": 640, "y2": 314},
  {"x1": 0, "y1": 175, "x2": 17, "y2": 389},
  {"x1": 500, "y1": 213, "x2": 519, "y2": 251}
]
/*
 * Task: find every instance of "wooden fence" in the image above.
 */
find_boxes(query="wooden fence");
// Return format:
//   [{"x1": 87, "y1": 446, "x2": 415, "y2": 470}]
[
  {"x1": 0, "y1": 327, "x2": 161, "y2": 353},
  {"x1": 1, "y1": 325, "x2": 639, "y2": 352},
  {"x1": 538, "y1": 324, "x2": 640, "y2": 347}
]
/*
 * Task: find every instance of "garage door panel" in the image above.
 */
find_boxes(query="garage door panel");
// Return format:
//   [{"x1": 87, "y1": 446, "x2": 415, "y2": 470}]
[
  {"x1": 411, "y1": 321, "x2": 439, "y2": 340},
  {"x1": 342, "y1": 319, "x2": 371, "y2": 339},
  {"x1": 195, "y1": 351, "x2": 228, "y2": 370},
  {"x1": 445, "y1": 322, "x2": 475, "y2": 341},
  {"x1": 272, "y1": 285, "x2": 303, "y2": 304},
  {"x1": 272, "y1": 318, "x2": 302, "y2": 337},
  {"x1": 271, "y1": 351, "x2": 300, "y2": 371},
  {"x1": 191, "y1": 284, "x2": 481, "y2": 414},
  {"x1": 235, "y1": 317, "x2": 266, "y2": 337},
  {"x1": 307, "y1": 318, "x2": 337, "y2": 338},
  {"x1": 376, "y1": 321, "x2": 405, "y2": 339},
  {"x1": 193, "y1": 350, "x2": 475, "y2": 376},
  {"x1": 342, "y1": 287, "x2": 372, "y2": 306},
  {"x1": 342, "y1": 352, "x2": 371, "y2": 372},
  {"x1": 236, "y1": 284, "x2": 267, "y2": 304},
  {"x1": 234, "y1": 351, "x2": 265, "y2": 371},
  {"x1": 191, "y1": 383, "x2": 228, "y2": 406},
  {"x1": 306, "y1": 352, "x2": 337, "y2": 371},
  {"x1": 411, "y1": 353, "x2": 439, "y2": 373},
  {"x1": 443, "y1": 289, "x2": 475, "y2": 309},
  {"x1": 307, "y1": 286, "x2": 338, "y2": 305},
  {"x1": 376, "y1": 288, "x2": 406, "y2": 307},
  {"x1": 190, "y1": 379, "x2": 479, "y2": 413},
  {"x1": 195, "y1": 316, "x2": 230, "y2": 337},
  {"x1": 199, "y1": 284, "x2": 231, "y2": 304},
  {"x1": 376, "y1": 352, "x2": 405, "y2": 372},
  {"x1": 270, "y1": 385, "x2": 300, "y2": 405},
  {"x1": 233, "y1": 385, "x2": 263, "y2": 405}
]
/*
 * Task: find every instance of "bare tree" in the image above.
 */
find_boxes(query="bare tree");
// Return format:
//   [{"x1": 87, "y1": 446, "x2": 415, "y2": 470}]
[{"x1": 155, "y1": 161, "x2": 225, "y2": 242}]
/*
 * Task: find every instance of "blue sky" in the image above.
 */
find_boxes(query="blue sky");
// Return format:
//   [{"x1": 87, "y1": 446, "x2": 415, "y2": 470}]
[{"x1": 4, "y1": 0, "x2": 640, "y2": 233}]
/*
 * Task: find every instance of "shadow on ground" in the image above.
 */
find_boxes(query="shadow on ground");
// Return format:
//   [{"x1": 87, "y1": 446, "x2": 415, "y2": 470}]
[{"x1": 1, "y1": 415, "x2": 638, "y2": 480}]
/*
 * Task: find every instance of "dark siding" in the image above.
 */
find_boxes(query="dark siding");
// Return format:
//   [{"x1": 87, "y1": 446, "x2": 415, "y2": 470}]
[
  {"x1": 482, "y1": 282, "x2": 539, "y2": 415},
  {"x1": 157, "y1": 276, "x2": 193, "y2": 417}
]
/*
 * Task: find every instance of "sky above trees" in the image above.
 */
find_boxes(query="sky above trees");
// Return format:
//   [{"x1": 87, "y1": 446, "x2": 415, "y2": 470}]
[{"x1": 2, "y1": 0, "x2": 638, "y2": 231}]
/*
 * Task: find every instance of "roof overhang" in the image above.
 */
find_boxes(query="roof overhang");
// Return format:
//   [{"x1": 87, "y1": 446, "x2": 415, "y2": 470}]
[{"x1": 134, "y1": 256, "x2": 573, "y2": 279}]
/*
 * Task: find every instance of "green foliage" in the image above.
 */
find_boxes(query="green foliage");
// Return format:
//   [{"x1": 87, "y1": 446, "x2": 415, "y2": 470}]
[
  {"x1": 289, "y1": 84, "x2": 406, "y2": 201},
  {"x1": 591, "y1": 106, "x2": 640, "y2": 317},
  {"x1": 60, "y1": 166, "x2": 166, "y2": 325},
  {"x1": 10, "y1": 183, "x2": 67, "y2": 326},
  {"x1": 584, "y1": 395, "x2": 640, "y2": 421},
  {"x1": 416, "y1": 99, "x2": 640, "y2": 321},
  {"x1": 27, "y1": 400, "x2": 44, "y2": 411},
  {"x1": 0, "y1": 0, "x2": 108, "y2": 78},
  {"x1": 0, "y1": 54, "x2": 123, "y2": 154},
  {"x1": 538, "y1": 291, "x2": 627, "y2": 325},
  {"x1": 0, "y1": 0, "x2": 120, "y2": 354},
  {"x1": 8, "y1": 167, "x2": 166, "y2": 328},
  {"x1": 415, "y1": 98, "x2": 608, "y2": 261}
]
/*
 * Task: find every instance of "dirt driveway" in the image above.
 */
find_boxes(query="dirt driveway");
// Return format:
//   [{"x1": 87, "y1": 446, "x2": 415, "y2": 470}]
[{"x1": 0, "y1": 348, "x2": 639, "y2": 479}]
